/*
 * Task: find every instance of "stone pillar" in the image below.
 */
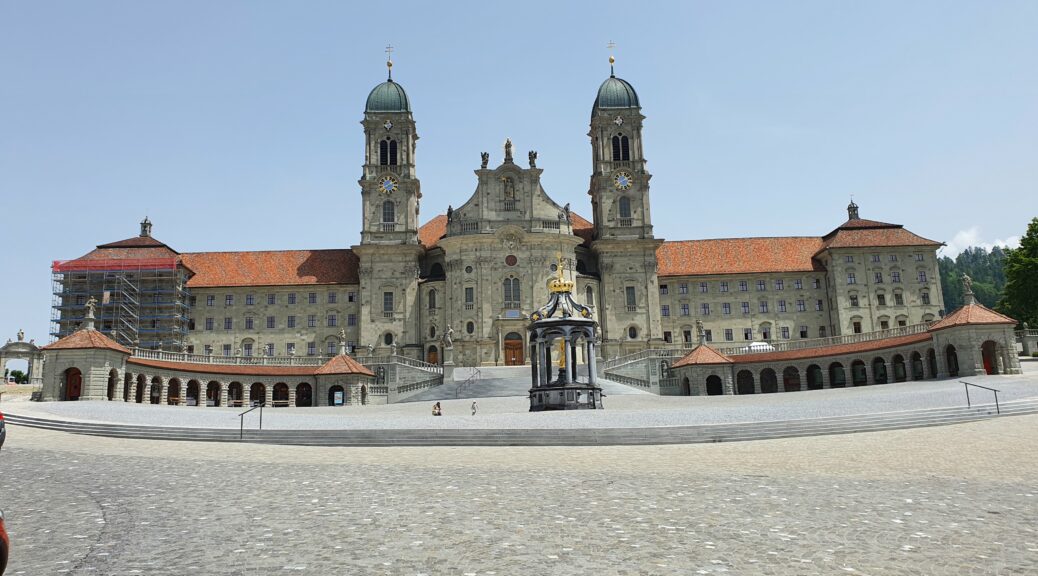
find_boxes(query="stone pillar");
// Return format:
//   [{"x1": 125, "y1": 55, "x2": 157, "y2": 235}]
[
  {"x1": 265, "y1": 384, "x2": 273, "y2": 407},
  {"x1": 587, "y1": 342, "x2": 598, "y2": 386},
  {"x1": 160, "y1": 382, "x2": 169, "y2": 405},
  {"x1": 753, "y1": 374, "x2": 762, "y2": 394},
  {"x1": 861, "y1": 363, "x2": 871, "y2": 386},
  {"x1": 820, "y1": 369, "x2": 830, "y2": 389},
  {"x1": 723, "y1": 372, "x2": 734, "y2": 395},
  {"x1": 921, "y1": 356, "x2": 932, "y2": 380}
]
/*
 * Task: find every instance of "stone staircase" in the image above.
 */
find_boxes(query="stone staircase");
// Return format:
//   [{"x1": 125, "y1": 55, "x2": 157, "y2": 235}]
[{"x1": 6, "y1": 398, "x2": 1037, "y2": 447}]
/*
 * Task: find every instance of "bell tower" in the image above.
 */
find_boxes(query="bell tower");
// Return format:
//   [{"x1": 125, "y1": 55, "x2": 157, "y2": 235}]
[{"x1": 588, "y1": 55, "x2": 654, "y2": 241}]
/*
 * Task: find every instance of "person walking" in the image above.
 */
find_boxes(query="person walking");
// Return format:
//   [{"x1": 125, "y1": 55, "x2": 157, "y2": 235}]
[
  {"x1": 471, "y1": 400, "x2": 478, "y2": 416},
  {"x1": 432, "y1": 401, "x2": 442, "y2": 416}
]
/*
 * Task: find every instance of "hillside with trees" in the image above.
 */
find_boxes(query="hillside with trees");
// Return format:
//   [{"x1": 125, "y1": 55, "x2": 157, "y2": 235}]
[{"x1": 938, "y1": 246, "x2": 1007, "y2": 312}]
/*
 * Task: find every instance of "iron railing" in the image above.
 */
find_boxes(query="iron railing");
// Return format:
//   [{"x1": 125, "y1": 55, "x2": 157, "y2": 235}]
[
  {"x1": 961, "y1": 380, "x2": 1001, "y2": 414},
  {"x1": 238, "y1": 402, "x2": 264, "y2": 440}
]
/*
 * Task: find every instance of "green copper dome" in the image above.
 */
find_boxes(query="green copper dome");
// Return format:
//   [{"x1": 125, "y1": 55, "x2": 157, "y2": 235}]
[
  {"x1": 365, "y1": 79, "x2": 411, "y2": 113},
  {"x1": 594, "y1": 75, "x2": 640, "y2": 111}
]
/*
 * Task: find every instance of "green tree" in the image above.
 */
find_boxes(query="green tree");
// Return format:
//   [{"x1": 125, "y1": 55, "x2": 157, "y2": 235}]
[
  {"x1": 999, "y1": 217, "x2": 1038, "y2": 326},
  {"x1": 8, "y1": 369, "x2": 28, "y2": 384},
  {"x1": 938, "y1": 246, "x2": 1007, "y2": 311}
]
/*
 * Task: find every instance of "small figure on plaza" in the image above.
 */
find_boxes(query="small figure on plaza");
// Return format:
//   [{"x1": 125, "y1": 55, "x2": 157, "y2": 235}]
[
  {"x1": 432, "y1": 401, "x2": 442, "y2": 416},
  {"x1": 471, "y1": 400, "x2": 478, "y2": 416},
  {"x1": 480, "y1": 151, "x2": 489, "y2": 169},
  {"x1": 528, "y1": 150, "x2": 537, "y2": 168}
]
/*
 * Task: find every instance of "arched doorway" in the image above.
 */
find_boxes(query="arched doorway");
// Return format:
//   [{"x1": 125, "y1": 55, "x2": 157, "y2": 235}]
[
  {"x1": 272, "y1": 383, "x2": 289, "y2": 407},
  {"x1": 206, "y1": 381, "x2": 221, "y2": 407},
  {"x1": 891, "y1": 355, "x2": 907, "y2": 382},
  {"x1": 249, "y1": 382, "x2": 266, "y2": 406},
  {"x1": 828, "y1": 362, "x2": 846, "y2": 388},
  {"x1": 910, "y1": 352, "x2": 924, "y2": 380},
  {"x1": 123, "y1": 372, "x2": 133, "y2": 402},
  {"x1": 981, "y1": 340, "x2": 999, "y2": 374},
  {"x1": 295, "y1": 383, "x2": 313, "y2": 407},
  {"x1": 328, "y1": 384, "x2": 345, "y2": 406},
  {"x1": 167, "y1": 379, "x2": 182, "y2": 405},
  {"x1": 806, "y1": 365, "x2": 823, "y2": 390},
  {"x1": 186, "y1": 380, "x2": 200, "y2": 406},
  {"x1": 136, "y1": 374, "x2": 146, "y2": 403},
  {"x1": 760, "y1": 368, "x2": 778, "y2": 393},
  {"x1": 927, "y1": 348, "x2": 938, "y2": 379},
  {"x1": 63, "y1": 367, "x2": 83, "y2": 401},
  {"x1": 872, "y1": 358, "x2": 888, "y2": 384},
  {"x1": 504, "y1": 332, "x2": 524, "y2": 365},
  {"x1": 150, "y1": 377, "x2": 162, "y2": 404},
  {"x1": 427, "y1": 345, "x2": 439, "y2": 365},
  {"x1": 228, "y1": 382, "x2": 244, "y2": 407},
  {"x1": 107, "y1": 369, "x2": 118, "y2": 401},
  {"x1": 680, "y1": 377, "x2": 690, "y2": 396},
  {"x1": 736, "y1": 370, "x2": 755, "y2": 395},
  {"x1": 945, "y1": 345, "x2": 959, "y2": 377},
  {"x1": 851, "y1": 360, "x2": 867, "y2": 386},
  {"x1": 705, "y1": 375, "x2": 723, "y2": 396},
  {"x1": 782, "y1": 367, "x2": 801, "y2": 392}
]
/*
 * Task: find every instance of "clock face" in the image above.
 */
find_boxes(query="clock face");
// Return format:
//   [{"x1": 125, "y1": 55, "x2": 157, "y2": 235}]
[
  {"x1": 379, "y1": 175, "x2": 398, "y2": 194},
  {"x1": 383, "y1": 120, "x2": 393, "y2": 130},
  {"x1": 613, "y1": 171, "x2": 633, "y2": 190},
  {"x1": 614, "y1": 116, "x2": 624, "y2": 126}
]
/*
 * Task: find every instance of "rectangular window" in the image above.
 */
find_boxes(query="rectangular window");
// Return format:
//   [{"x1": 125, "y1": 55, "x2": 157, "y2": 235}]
[
  {"x1": 704, "y1": 329, "x2": 712, "y2": 342},
  {"x1": 778, "y1": 300, "x2": 787, "y2": 313},
  {"x1": 288, "y1": 293, "x2": 297, "y2": 305},
  {"x1": 206, "y1": 295, "x2": 215, "y2": 307},
  {"x1": 719, "y1": 281, "x2": 729, "y2": 292},
  {"x1": 225, "y1": 294, "x2": 234, "y2": 306},
  {"x1": 680, "y1": 283, "x2": 689, "y2": 295},
  {"x1": 794, "y1": 279, "x2": 803, "y2": 290},
  {"x1": 796, "y1": 299, "x2": 806, "y2": 312},
  {"x1": 286, "y1": 343, "x2": 295, "y2": 355},
  {"x1": 799, "y1": 325, "x2": 808, "y2": 338},
  {"x1": 327, "y1": 314, "x2": 337, "y2": 327},
  {"x1": 659, "y1": 284, "x2": 669, "y2": 296},
  {"x1": 308, "y1": 292, "x2": 317, "y2": 304},
  {"x1": 781, "y1": 326, "x2": 790, "y2": 339},
  {"x1": 874, "y1": 272, "x2": 883, "y2": 284},
  {"x1": 348, "y1": 291, "x2": 357, "y2": 303},
  {"x1": 246, "y1": 294, "x2": 255, "y2": 306},
  {"x1": 915, "y1": 254, "x2": 924, "y2": 262},
  {"x1": 266, "y1": 343, "x2": 275, "y2": 356},
  {"x1": 812, "y1": 278, "x2": 821, "y2": 289},
  {"x1": 348, "y1": 314, "x2": 357, "y2": 326},
  {"x1": 327, "y1": 341, "x2": 337, "y2": 355},
  {"x1": 877, "y1": 294, "x2": 886, "y2": 306},
  {"x1": 223, "y1": 344, "x2": 232, "y2": 356},
  {"x1": 850, "y1": 295, "x2": 859, "y2": 307},
  {"x1": 205, "y1": 317, "x2": 214, "y2": 330},
  {"x1": 243, "y1": 343, "x2": 252, "y2": 357},
  {"x1": 383, "y1": 292, "x2": 394, "y2": 315},
  {"x1": 307, "y1": 315, "x2": 316, "y2": 328},
  {"x1": 845, "y1": 255, "x2": 854, "y2": 263},
  {"x1": 307, "y1": 342, "x2": 316, "y2": 356},
  {"x1": 328, "y1": 292, "x2": 337, "y2": 304},
  {"x1": 266, "y1": 316, "x2": 275, "y2": 329},
  {"x1": 700, "y1": 303, "x2": 710, "y2": 315},
  {"x1": 894, "y1": 293, "x2": 904, "y2": 306},
  {"x1": 724, "y1": 328, "x2": 733, "y2": 341},
  {"x1": 464, "y1": 287, "x2": 474, "y2": 309},
  {"x1": 890, "y1": 254, "x2": 898, "y2": 262},
  {"x1": 774, "y1": 279, "x2": 784, "y2": 290},
  {"x1": 757, "y1": 280, "x2": 766, "y2": 291},
  {"x1": 741, "y1": 301, "x2": 750, "y2": 314},
  {"x1": 287, "y1": 315, "x2": 296, "y2": 328},
  {"x1": 853, "y1": 321, "x2": 862, "y2": 334},
  {"x1": 743, "y1": 328, "x2": 753, "y2": 340},
  {"x1": 625, "y1": 286, "x2": 637, "y2": 308},
  {"x1": 819, "y1": 326, "x2": 827, "y2": 338},
  {"x1": 816, "y1": 299, "x2": 823, "y2": 311},
  {"x1": 204, "y1": 344, "x2": 212, "y2": 355},
  {"x1": 699, "y1": 282, "x2": 708, "y2": 293},
  {"x1": 681, "y1": 303, "x2": 690, "y2": 316},
  {"x1": 683, "y1": 330, "x2": 693, "y2": 344},
  {"x1": 722, "y1": 302, "x2": 731, "y2": 315},
  {"x1": 661, "y1": 304, "x2": 670, "y2": 317},
  {"x1": 892, "y1": 271, "x2": 901, "y2": 283},
  {"x1": 921, "y1": 292, "x2": 931, "y2": 305},
  {"x1": 871, "y1": 254, "x2": 881, "y2": 263},
  {"x1": 847, "y1": 273, "x2": 856, "y2": 285},
  {"x1": 267, "y1": 294, "x2": 276, "y2": 305},
  {"x1": 245, "y1": 317, "x2": 254, "y2": 330},
  {"x1": 224, "y1": 317, "x2": 233, "y2": 330},
  {"x1": 739, "y1": 280, "x2": 748, "y2": 292},
  {"x1": 663, "y1": 331, "x2": 673, "y2": 343},
  {"x1": 880, "y1": 320, "x2": 890, "y2": 330},
  {"x1": 759, "y1": 301, "x2": 769, "y2": 313},
  {"x1": 918, "y1": 271, "x2": 928, "y2": 283}
]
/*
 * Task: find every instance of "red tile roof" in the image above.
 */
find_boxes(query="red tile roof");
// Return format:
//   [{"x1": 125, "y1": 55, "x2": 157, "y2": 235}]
[
  {"x1": 658, "y1": 237, "x2": 826, "y2": 277},
  {"x1": 43, "y1": 329, "x2": 132, "y2": 354},
  {"x1": 419, "y1": 215, "x2": 448, "y2": 248},
  {"x1": 571, "y1": 212, "x2": 594, "y2": 245},
  {"x1": 928, "y1": 302, "x2": 1016, "y2": 332},
  {"x1": 672, "y1": 344, "x2": 733, "y2": 367},
  {"x1": 818, "y1": 218, "x2": 942, "y2": 252},
  {"x1": 126, "y1": 355, "x2": 374, "y2": 378},
  {"x1": 315, "y1": 354, "x2": 376, "y2": 376},
  {"x1": 181, "y1": 249, "x2": 359, "y2": 288},
  {"x1": 730, "y1": 332, "x2": 932, "y2": 364}
]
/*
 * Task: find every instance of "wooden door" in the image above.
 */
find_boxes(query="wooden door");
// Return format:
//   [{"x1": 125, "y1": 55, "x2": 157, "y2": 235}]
[
  {"x1": 66, "y1": 369, "x2": 82, "y2": 401},
  {"x1": 504, "y1": 340, "x2": 524, "y2": 365}
]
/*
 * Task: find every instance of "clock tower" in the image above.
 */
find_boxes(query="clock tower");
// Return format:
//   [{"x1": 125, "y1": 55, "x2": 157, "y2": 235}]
[
  {"x1": 587, "y1": 57, "x2": 665, "y2": 356},
  {"x1": 353, "y1": 59, "x2": 424, "y2": 354}
]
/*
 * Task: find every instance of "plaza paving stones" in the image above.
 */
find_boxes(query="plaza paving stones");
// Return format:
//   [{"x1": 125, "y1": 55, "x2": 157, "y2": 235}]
[{"x1": 1, "y1": 417, "x2": 1037, "y2": 575}]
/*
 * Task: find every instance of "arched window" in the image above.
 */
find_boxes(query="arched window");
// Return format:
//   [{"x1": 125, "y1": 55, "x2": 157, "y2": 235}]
[
  {"x1": 428, "y1": 289, "x2": 437, "y2": 310},
  {"x1": 585, "y1": 285, "x2": 595, "y2": 306},
  {"x1": 379, "y1": 140, "x2": 389, "y2": 165},
  {"x1": 389, "y1": 140, "x2": 398, "y2": 165},
  {"x1": 382, "y1": 200, "x2": 395, "y2": 223},
  {"x1": 503, "y1": 277, "x2": 520, "y2": 309},
  {"x1": 618, "y1": 196, "x2": 632, "y2": 219},
  {"x1": 620, "y1": 135, "x2": 630, "y2": 160},
  {"x1": 384, "y1": 332, "x2": 394, "y2": 346},
  {"x1": 628, "y1": 326, "x2": 638, "y2": 339},
  {"x1": 611, "y1": 135, "x2": 622, "y2": 161}
]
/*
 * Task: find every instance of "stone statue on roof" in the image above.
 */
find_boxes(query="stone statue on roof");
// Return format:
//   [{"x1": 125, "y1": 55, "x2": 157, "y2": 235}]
[
  {"x1": 446, "y1": 204, "x2": 453, "y2": 223},
  {"x1": 480, "y1": 152, "x2": 489, "y2": 169},
  {"x1": 528, "y1": 150, "x2": 537, "y2": 168},
  {"x1": 961, "y1": 272, "x2": 973, "y2": 295},
  {"x1": 504, "y1": 138, "x2": 513, "y2": 163},
  {"x1": 696, "y1": 319, "x2": 705, "y2": 343},
  {"x1": 85, "y1": 296, "x2": 97, "y2": 319},
  {"x1": 17, "y1": 328, "x2": 24, "y2": 342}
]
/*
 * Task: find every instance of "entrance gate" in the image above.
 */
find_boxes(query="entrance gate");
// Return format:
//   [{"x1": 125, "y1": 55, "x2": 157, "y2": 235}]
[{"x1": 504, "y1": 333, "x2": 524, "y2": 365}]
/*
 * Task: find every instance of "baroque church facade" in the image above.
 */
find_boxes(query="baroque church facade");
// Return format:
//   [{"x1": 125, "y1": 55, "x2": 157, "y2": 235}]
[{"x1": 51, "y1": 62, "x2": 949, "y2": 367}]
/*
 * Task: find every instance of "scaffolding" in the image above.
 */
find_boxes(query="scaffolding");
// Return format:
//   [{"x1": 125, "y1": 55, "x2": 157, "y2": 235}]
[{"x1": 51, "y1": 257, "x2": 192, "y2": 351}]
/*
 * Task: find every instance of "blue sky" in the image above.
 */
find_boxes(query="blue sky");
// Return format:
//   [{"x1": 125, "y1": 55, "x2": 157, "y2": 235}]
[{"x1": 1, "y1": 0, "x2": 1035, "y2": 347}]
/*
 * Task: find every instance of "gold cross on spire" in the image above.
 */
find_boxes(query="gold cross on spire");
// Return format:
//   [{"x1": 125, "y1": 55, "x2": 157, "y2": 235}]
[
  {"x1": 607, "y1": 40, "x2": 616, "y2": 75},
  {"x1": 385, "y1": 43, "x2": 394, "y2": 79}
]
